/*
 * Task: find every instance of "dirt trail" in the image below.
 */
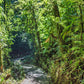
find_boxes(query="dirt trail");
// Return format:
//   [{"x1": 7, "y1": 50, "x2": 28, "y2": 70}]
[
  {"x1": 14, "y1": 57, "x2": 50, "y2": 84},
  {"x1": 21, "y1": 64, "x2": 50, "y2": 84}
]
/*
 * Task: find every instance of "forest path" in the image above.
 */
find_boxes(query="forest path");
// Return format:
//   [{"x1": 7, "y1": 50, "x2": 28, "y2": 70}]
[{"x1": 14, "y1": 56, "x2": 50, "y2": 84}]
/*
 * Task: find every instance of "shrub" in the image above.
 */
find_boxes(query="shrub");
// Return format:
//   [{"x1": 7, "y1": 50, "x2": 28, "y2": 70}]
[{"x1": 11, "y1": 62, "x2": 25, "y2": 80}]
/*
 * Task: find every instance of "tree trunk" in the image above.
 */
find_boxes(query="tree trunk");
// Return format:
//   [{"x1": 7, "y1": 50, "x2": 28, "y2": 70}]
[
  {"x1": 53, "y1": 1, "x2": 64, "y2": 53},
  {"x1": 32, "y1": 5, "x2": 41, "y2": 49},
  {"x1": 0, "y1": 46, "x2": 3, "y2": 72},
  {"x1": 79, "y1": 5, "x2": 83, "y2": 42},
  {"x1": 31, "y1": 4, "x2": 41, "y2": 65}
]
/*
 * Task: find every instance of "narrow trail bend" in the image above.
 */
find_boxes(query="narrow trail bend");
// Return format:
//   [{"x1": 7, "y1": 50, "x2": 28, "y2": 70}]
[{"x1": 14, "y1": 55, "x2": 50, "y2": 84}]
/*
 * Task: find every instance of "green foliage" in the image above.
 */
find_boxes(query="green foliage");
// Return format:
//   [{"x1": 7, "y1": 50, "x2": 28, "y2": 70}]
[
  {"x1": 0, "y1": 69, "x2": 20, "y2": 84},
  {"x1": 33, "y1": 0, "x2": 84, "y2": 84},
  {"x1": 0, "y1": 0, "x2": 84, "y2": 84},
  {"x1": 11, "y1": 62, "x2": 25, "y2": 80}
]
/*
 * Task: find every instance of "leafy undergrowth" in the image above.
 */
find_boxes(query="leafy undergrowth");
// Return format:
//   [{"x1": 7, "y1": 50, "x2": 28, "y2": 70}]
[
  {"x1": 49, "y1": 56, "x2": 84, "y2": 84},
  {"x1": 21, "y1": 55, "x2": 34, "y2": 64},
  {"x1": 0, "y1": 69, "x2": 21, "y2": 84},
  {"x1": 0, "y1": 63, "x2": 25, "y2": 84},
  {"x1": 35, "y1": 46, "x2": 84, "y2": 84},
  {"x1": 11, "y1": 62, "x2": 25, "y2": 80}
]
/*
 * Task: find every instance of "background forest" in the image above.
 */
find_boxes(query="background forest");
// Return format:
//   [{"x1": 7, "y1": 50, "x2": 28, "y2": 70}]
[{"x1": 0, "y1": 0, "x2": 84, "y2": 84}]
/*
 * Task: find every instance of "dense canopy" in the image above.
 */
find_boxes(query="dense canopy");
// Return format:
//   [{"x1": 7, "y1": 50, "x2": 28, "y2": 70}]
[{"x1": 0, "y1": 0, "x2": 84, "y2": 84}]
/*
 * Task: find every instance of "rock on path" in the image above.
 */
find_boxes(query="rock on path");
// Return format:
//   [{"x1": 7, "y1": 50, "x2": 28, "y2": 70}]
[
  {"x1": 21, "y1": 64, "x2": 50, "y2": 84},
  {"x1": 21, "y1": 78, "x2": 39, "y2": 84}
]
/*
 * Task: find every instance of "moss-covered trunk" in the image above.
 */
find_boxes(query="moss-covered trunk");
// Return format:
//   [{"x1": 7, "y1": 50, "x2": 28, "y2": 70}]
[{"x1": 53, "y1": 1, "x2": 64, "y2": 53}]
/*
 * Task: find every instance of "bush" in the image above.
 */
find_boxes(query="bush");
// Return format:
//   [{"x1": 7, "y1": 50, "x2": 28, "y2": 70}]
[{"x1": 11, "y1": 62, "x2": 25, "y2": 80}]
